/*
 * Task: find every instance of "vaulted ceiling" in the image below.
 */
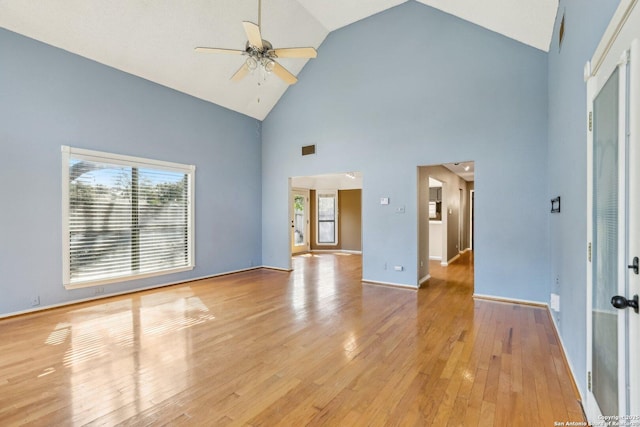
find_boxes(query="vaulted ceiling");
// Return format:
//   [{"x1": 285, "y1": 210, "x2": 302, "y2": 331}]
[{"x1": 0, "y1": 0, "x2": 558, "y2": 120}]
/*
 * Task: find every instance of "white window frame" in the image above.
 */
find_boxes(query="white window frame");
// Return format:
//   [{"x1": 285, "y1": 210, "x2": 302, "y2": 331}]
[
  {"x1": 316, "y1": 190, "x2": 338, "y2": 246},
  {"x1": 61, "y1": 146, "x2": 195, "y2": 289}
]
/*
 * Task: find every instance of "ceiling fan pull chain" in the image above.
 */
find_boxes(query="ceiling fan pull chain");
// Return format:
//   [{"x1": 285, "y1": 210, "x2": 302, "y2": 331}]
[{"x1": 258, "y1": 0, "x2": 262, "y2": 29}]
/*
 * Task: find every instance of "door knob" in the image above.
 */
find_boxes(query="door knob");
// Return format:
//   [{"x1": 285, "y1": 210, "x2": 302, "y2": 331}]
[
  {"x1": 611, "y1": 294, "x2": 639, "y2": 314},
  {"x1": 628, "y1": 256, "x2": 639, "y2": 274}
]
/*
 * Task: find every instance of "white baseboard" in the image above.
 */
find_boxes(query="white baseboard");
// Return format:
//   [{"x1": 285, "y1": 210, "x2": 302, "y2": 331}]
[
  {"x1": 0, "y1": 265, "x2": 267, "y2": 320},
  {"x1": 311, "y1": 249, "x2": 362, "y2": 254},
  {"x1": 429, "y1": 256, "x2": 442, "y2": 260},
  {"x1": 261, "y1": 265, "x2": 293, "y2": 272},
  {"x1": 362, "y1": 279, "x2": 418, "y2": 290},
  {"x1": 418, "y1": 274, "x2": 431, "y2": 287},
  {"x1": 547, "y1": 308, "x2": 585, "y2": 403},
  {"x1": 472, "y1": 293, "x2": 584, "y2": 404},
  {"x1": 472, "y1": 293, "x2": 546, "y2": 307},
  {"x1": 447, "y1": 253, "x2": 461, "y2": 265}
]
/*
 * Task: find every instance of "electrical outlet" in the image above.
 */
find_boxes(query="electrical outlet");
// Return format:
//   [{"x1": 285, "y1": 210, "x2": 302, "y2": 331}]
[
  {"x1": 31, "y1": 296, "x2": 40, "y2": 306},
  {"x1": 550, "y1": 293, "x2": 560, "y2": 312}
]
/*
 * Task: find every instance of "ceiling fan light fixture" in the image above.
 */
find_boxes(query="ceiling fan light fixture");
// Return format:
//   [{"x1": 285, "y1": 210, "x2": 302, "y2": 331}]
[
  {"x1": 195, "y1": 0, "x2": 315, "y2": 86},
  {"x1": 263, "y1": 59, "x2": 275, "y2": 73},
  {"x1": 246, "y1": 56, "x2": 258, "y2": 71}
]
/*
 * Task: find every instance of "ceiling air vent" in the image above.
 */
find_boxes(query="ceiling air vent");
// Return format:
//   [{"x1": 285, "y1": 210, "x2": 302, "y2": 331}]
[{"x1": 302, "y1": 144, "x2": 316, "y2": 156}]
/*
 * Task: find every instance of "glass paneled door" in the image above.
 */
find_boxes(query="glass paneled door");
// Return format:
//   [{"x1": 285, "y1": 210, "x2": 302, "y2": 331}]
[
  {"x1": 587, "y1": 35, "x2": 640, "y2": 419},
  {"x1": 291, "y1": 189, "x2": 309, "y2": 254},
  {"x1": 591, "y1": 66, "x2": 622, "y2": 417}
]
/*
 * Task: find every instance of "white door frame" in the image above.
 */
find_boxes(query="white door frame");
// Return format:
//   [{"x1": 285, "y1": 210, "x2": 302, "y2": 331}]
[
  {"x1": 290, "y1": 188, "x2": 310, "y2": 255},
  {"x1": 470, "y1": 189, "x2": 475, "y2": 251},
  {"x1": 585, "y1": 0, "x2": 640, "y2": 419}
]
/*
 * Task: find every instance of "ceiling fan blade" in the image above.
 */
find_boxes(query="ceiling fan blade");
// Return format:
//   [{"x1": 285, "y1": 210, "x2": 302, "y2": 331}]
[
  {"x1": 271, "y1": 61, "x2": 298, "y2": 85},
  {"x1": 270, "y1": 47, "x2": 317, "y2": 59},
  {"x1": 195, "y1": 47, "x2": 244, "y2": 55},
  {"x1": 230, "y1": 63, "x2": 250, "y2": 82},
  {"x1": 242, "y1": 21, "x2": 263, "y2": 50}
]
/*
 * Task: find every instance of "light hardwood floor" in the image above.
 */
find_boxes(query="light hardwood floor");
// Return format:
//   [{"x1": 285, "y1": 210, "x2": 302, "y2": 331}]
[{"x1": 0, "y1": 251, "x2": 585, "y2": 426}]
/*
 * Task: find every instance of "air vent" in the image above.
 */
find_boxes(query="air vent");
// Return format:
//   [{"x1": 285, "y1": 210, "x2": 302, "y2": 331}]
[
  {"x1": 302, "y1": 144, "x2": 316, "y2": 156},
  {"x1": 559, "y1": 12, "x2": 565, "y2": 50}
]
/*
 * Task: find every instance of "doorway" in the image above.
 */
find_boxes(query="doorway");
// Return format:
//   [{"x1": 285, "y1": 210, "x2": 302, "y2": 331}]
[
  {"x1": 585, "y1": 7, "x2": 640, "y2": 419},
  {"x1": 289, "y1": 173, "x2": 363, "y2": 265},
  {"x1": 290, "y1": 188, "x2": 310, "y2": 254},
  {"x1": 418, "y1": 162, "x2": 475, "y2": 286}
]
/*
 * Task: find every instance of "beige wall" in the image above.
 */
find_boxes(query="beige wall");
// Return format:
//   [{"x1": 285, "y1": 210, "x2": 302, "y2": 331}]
[{"x1": 310, "y1": 189, "x2": 362, "y2": 251}]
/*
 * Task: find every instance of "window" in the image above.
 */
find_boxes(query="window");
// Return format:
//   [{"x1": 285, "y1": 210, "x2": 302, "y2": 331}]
[
  {"x1": 62, "y1": 146, "x2": 195, "y2": 289},
  {"x1": 317, "y1": 191, "x2": 338, "y2": 245}
]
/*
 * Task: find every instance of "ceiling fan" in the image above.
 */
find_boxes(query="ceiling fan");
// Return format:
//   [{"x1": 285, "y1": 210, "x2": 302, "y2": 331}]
[{"x1": 195, "y1": 0, "x2": 317, "y2": 85}]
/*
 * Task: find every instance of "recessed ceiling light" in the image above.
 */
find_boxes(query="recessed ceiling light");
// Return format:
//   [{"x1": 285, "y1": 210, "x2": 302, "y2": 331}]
[{"x1": 464, "y1": 165, "x2": 470, "y2": 172}]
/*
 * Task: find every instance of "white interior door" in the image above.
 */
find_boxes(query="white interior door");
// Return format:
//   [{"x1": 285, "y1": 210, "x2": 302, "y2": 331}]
[
  {"x1": 290, "y1": 189, "x2": 310, "y2": 254},
  {"x1": 586, "y1": 20, "x2": 640, "y2": 420},
  {"x1": 626, "y1": 38, "x2": 640, "y2": 417},
  {"x1": 588, "y1": 62, "x2": 626, "y2": 419}
]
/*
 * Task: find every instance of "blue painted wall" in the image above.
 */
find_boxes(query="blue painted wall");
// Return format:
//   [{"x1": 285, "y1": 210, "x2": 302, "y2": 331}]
[
  {"x1": 0, "y1": 29, "x2": 262, "y2": 316},
  {"x1": 2, "y1": 0, "x2": 623, "y2": 400},
  {"x1": 262, "y1": 2, "x2": 550, "y2": 300},
  {"x1": 547, "y1": 0, "x2": 619, "y2": 397}
]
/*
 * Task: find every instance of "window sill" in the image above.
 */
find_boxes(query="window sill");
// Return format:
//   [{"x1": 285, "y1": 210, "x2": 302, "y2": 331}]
[{"x1": 64, "y1": 265, "x2": 195, "y2": 290}]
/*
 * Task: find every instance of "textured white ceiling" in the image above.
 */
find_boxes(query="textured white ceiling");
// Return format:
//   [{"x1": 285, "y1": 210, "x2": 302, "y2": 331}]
[
  {"x1": 417, "y1": 0, "x2": 558, "y2": 51},
  {"x1": 0, "y1": 0, "x2": 557, "y2": 120}
]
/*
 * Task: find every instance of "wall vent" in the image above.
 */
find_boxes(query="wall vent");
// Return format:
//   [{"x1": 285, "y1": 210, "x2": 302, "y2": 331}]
[
  {"x1": 302, "y1": 144, "x2": 316, "y2": 156},
  {"x1": 559, "y1": 12, "x2": 566, "y2": 51}
]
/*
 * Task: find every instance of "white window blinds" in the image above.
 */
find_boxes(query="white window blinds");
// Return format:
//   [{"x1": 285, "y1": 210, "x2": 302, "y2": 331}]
[
  {"x1": 62, "y1": 146, "x2": 195, "y2": 289},
  {"x1": 317, "y1": 192, "x2": 337, "y2": 244}
]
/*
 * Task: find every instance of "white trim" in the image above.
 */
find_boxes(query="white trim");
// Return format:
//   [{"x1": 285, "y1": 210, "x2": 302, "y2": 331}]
[
  {"x1": 260, "y1": 265, "x2": 293, "y2": 272},
  {"x1": 469, "y1": 189, "x2": 474, "y2": 250},
  {"x1": 61, "y1": 145, "x2": 196, "y2": 289},
  {"x1": 362, "y1": 279, "x2": 418, "y2": 290},
  {"x1": 585, "y1": 17, "x2": 639, "y2": 413},
  {"x1": 311, "y1": 249, "x2": 362, "y2": 254},
  {"x1": 441, "y1": 253, "x2": 461, "y2": 267},
  {"x1": 588, "y1": 0, "x2": 639, "y2": 78},
  {"x1": 472, "y1": 293, "x2": 545, "y2": 307},
  {"x1": 61, "y1": 145, "x2": 196, "y2": 174},
  {"x1": 315, "y1": 189, "x2": 339, "y2": 246},
  {"x1": 474, "y1": 296, "x2": 584, "y2": 405},
  {"x1": 290, "y1": 188, "x2": 310, "y2": 255},
  {"x1": 0, "y1": 265, "x2": 264, "y2": 320},
  {"x1": 418, "y1": 274, "x2": 431, "y2": 287},
  {"x1": 548, "y1": 307, "x2": 586, "y2": 404},
  {"x1": 64, "y1": 265, "x2": 195, "y2": 290},
  {"x1": 429, "y1": 255, "x2": 442, "y2": 261}
]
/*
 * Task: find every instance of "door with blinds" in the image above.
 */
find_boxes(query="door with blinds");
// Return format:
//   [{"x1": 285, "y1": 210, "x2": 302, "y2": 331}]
[{"x1": 585, "y1": 0, "x2": 640, "y2": 419}]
